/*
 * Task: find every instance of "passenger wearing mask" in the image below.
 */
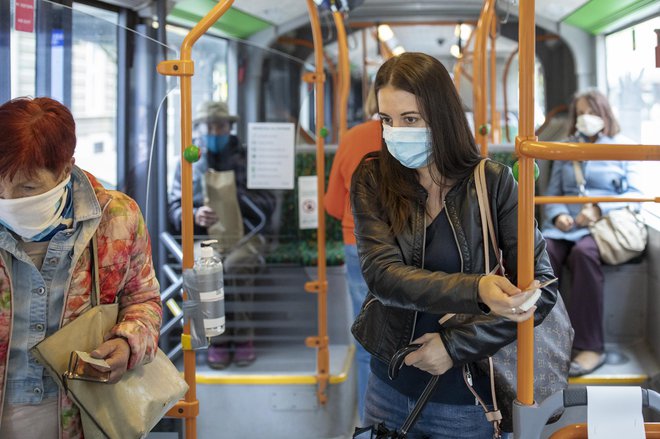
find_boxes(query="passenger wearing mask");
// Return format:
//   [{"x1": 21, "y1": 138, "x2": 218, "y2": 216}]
[
  {"x1": 168, "y1": 101, "x2": 276, "y2": 369},
  {"x1": 0, "y1": 97, "x2": 162, "y2": 438},
  {"x1": 542, "y1": 90, "x2": 644, "y2": 377},
  {"x1": 350, "y1": 52, "x2": 558, "y2": 438}
]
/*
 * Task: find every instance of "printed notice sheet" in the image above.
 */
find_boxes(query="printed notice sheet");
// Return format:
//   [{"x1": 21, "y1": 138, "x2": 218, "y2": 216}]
[
  {"x1": 247, "y1": 122, "x2": 295, "y2": 189},
  {"x1": 298, "y1": 175, "x2": 318, "y2": 230}
]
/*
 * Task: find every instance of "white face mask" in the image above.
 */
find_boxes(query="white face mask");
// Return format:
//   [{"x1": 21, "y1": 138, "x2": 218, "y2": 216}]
[
  {"x1": 576, "y1": 114, "x2": 605, "y2": 137},
  {"x1": 0, "y1": 176, "x2": 71, "y2": 240}
]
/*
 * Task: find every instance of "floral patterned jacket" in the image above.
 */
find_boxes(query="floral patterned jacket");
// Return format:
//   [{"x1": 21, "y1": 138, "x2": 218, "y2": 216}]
[{"x1": 0, "y1": 168, "x2": 163, "y2": 438}]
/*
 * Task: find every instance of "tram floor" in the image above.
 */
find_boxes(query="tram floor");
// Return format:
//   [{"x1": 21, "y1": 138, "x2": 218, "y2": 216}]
[{"x1": 569, "y1": 340, "x2": 660, "y2": 386}]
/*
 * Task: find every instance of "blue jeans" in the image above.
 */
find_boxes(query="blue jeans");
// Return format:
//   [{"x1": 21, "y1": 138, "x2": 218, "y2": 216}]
[
  {"x1": 362, "y1": 374, "x2": 497, "y2": 439},
  {"x1": 345, "y1": 244, "x2": 371, "y2": 422}
]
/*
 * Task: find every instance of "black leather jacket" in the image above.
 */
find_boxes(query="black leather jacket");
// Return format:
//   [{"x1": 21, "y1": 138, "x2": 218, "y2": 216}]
[{"x1": 350, "y1": 157, "x2": 558, "y2": 366}]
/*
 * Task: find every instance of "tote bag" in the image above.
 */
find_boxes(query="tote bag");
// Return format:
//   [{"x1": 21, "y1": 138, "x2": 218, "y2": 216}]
[{"x1": 31, "y1": 235, "x2": 188, "y2": 439}]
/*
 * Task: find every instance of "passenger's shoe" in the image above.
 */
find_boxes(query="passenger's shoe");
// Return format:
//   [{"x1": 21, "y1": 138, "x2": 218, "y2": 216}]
[
  {"x1": 233, "y1": 341, "x2": 256, "y2": 367},
  {"x1": 207, "y1": 343, "x2": 232, "y2": 370},
  {"x1": 569, "y1": 351, "x2": 606, "y2": 377}
]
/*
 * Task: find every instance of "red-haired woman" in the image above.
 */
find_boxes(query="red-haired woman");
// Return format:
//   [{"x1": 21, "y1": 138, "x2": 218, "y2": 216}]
[{"x1": 0, "y1": 97, "x2": 162, "y2": 438}]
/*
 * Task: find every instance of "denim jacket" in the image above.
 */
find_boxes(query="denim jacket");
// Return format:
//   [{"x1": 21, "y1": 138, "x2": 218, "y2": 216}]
[
  {"x1": 542, "y1": 133, "x2": 644, "y2": 241},
  {"x1": 0, "y1": 167, "x2": 162, "y2": 438}
]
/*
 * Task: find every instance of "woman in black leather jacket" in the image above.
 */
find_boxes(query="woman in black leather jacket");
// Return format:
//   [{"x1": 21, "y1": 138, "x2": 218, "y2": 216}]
[{"x1": 350, "y1": 53, "x2": 558, "y2": 438}]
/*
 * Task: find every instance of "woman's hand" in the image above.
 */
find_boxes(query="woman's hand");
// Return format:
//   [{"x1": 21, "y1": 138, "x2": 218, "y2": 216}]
[
  {"x1": 478, "y1": 275, "x2": 538, "y2": 322},
  {"x1": 554, "y1": 214, "x2": 575, "y2": 232},
  {"x1": 194, "y1": 206, "x2": 219, "y2": 227},
  {"x1": 404, "y1": 333, "x2": 453, "y2": 375},
  {"x1": 90, "y1": 338, "x2": 131, "y2": 383},
  {"x1": 575, "y1": 204, "x2": 601, "y2": 227}
]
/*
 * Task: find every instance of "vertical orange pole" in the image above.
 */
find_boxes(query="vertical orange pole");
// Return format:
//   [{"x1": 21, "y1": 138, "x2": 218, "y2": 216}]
[
  {"x1": 515, "y1": 0, "x2": 536, "y2": 407},
  {"x1": 304, "y1": 0, "x2": 330, "y2": 405},
  {"x1": 362, "y1": 28, "x2": 369, "y2": 120},
  {"x1": 157, "y1": 1, "x2": 234, "y2": 437},
  {"x1": 474, "y1": 0, "x2": 495, "y2": 156},
  {"x1": 489, "y1": 18, "x2": 498, "y2": 144},
  {"x1": 333, "y1": 10, "x2": 350, "y2": 140}
]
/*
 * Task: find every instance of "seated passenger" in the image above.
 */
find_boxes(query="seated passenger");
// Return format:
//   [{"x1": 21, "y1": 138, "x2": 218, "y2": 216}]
[
  {"x1": 0, "y1": 97, "x2": 162, "y2": 438},
  {"x1": 541, "y1": 90, "x2": 644, "y2": 377},
  {"x1": 167, "y1": 100, "x2": 275, "y2": 369}
]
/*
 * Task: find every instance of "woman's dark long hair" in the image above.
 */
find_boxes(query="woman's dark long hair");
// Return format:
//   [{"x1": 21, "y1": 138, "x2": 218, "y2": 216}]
[
  {"x1": 567, "y1": 89, "x2": 620, "y2": 138},
  {"x1": 374, "y1": 52, "x2": 481, "y2": 233}
]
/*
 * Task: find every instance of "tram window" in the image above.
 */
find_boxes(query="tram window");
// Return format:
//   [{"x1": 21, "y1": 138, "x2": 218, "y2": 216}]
[
  {"x1": 9, "y1": 0, "x2": 36, "y2": 98},
  {"x1": 605, "y1": 16, "x2": 660, "y2": 214},
  {"x1": 165, "y1": 25, "x2": 229, "y2": 192},
  {"x1": 70, "y1": 3, "x2": 119, "y2": 188}
]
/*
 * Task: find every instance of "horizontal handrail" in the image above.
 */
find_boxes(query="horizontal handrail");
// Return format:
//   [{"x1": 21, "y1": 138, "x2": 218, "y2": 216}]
[
  {"x1": 535, "y1": 196, "x2": 660, "y2": 205},
  {"x1": 518, "y1": 141, "x2": 660, "y2": 161}
]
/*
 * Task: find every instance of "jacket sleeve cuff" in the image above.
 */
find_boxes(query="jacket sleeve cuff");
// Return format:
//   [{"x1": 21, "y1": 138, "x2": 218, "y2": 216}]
[{"x1": 109, "y1": 321, "x2": 158, "y2": 370}]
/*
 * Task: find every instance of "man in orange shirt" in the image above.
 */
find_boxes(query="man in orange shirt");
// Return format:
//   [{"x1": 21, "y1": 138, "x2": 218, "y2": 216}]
[{"x1": 325, "y1": 90, "x2": 381, "y2": 421}]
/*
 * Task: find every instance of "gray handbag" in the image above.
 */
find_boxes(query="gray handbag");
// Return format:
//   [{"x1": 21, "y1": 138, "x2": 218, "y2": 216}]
[
  {"x1": 31, "y1": 235, "x2": 188, "y2": 439},
  {"x1": 441, "y1": 159, "x2": 573, "y2": 433}
]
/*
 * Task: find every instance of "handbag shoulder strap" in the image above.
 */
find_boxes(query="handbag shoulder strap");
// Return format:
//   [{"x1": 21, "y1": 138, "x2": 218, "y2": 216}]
[
  {"x1": 572, "y1": 161, "x2": 587, "y2": 195},
  {"x1": 474, "y1": 159, "x2": 503, "y2": 274},
  {"x1": 90, "y1": 235, "x2": 100, "y2": 307}
]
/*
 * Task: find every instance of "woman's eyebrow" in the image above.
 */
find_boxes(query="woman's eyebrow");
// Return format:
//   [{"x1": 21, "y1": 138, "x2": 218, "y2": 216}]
[{"x1": 400, "y1": 111, "x2": 421, "y2": 116}]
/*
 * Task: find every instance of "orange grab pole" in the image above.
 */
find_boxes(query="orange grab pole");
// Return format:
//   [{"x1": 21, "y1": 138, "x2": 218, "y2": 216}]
[
  {"x1": 549, "y1": 423, "x2": 660, "y2": 439},
  {"x1": 489, "y1": 17, "x2": 498, "y2": 144},
  {"x1": 536, "y1": 196, "x2": 660, "y2": 205},
  {"x1": 515, "y1": 0, "x2": 536, "y2": 407},
  {"x1": 333, "y1": 10, "x2": 350, "y2": 141},
  {"x1": 520, "y1": 141, "x2": 660, "y2": 161},
  {"x1": 304, "y1": 0, "x2": 330, "y2": 406},
  {"x1": 473, "y1": 0, "x2": 495, "y2": 156},
  {"x1": 156, "y1": 0, "x2": 234, "y2": 437}
]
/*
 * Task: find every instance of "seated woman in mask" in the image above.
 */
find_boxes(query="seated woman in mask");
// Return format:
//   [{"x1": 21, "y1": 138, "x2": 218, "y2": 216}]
[
  {"x1": 542, "y1": 89, "x2": 644, "y2": 377},
  {"x1": 0, "y1": 97, "x2": 162, "y2": 439}
]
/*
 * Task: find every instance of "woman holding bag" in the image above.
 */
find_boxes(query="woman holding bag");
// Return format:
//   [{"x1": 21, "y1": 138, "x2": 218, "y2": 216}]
[
  {"x1": 350, "y1": 52, "x2": 559, "y2": 438},
  {"x1": 0, "y1": 97, "x2": 162, "y2": 438},
  {"x1": 542, "y1": 90, "x2": 644, "y2": 377}
]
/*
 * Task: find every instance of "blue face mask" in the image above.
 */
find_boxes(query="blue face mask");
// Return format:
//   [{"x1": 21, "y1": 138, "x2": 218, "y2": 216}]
[
  {"x1": 382, "y1": 125, "x2": 432, "y2": 169},
  {"x1": 205, "y1": 134, "x2": 230, "y2": 154}
]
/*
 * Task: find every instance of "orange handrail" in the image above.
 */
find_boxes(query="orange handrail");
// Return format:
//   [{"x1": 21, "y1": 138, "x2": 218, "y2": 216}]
[
  {"x1": 156, "y1": 1, "x2": 234, "y2": 437},
  {"x1": 515, "y1": 0, "x2": 537, "y2": 408},
  {"x1": 489, "y1": 18, "x2": 499, "y2": 143},
  {"x1": 535, "y1": 196, "x2": 660, "y2": 204},
  {"x1": 333, "y1": 10, "x2": 350, "y2": 140},
  {"x1": 304, "y1": 0, "x2": 330, "y2": 406},
  {"x1": 453, "y1": 29, "x2": 476, "y2": 91},
  {"x1": 473, "y1": 0, "x2": 496, "y2": 156},
  {"x1": 549, "y1": 422, "x2": 660, "y2": 438},
  {"x1": 520, "y1": 141, "x2": 660, "y2": 161}
]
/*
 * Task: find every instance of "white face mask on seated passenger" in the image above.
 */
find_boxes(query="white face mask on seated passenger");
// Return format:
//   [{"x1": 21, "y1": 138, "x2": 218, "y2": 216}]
[
  {"x1": 576, "y1": 114, "x2": 605, "y2": 137},
  {"x1": 0, "y1": 176, "x2": 71, "y2": 240},
  {"x1": 382, "y1": 125, "x2": 432, "y2": 169}
]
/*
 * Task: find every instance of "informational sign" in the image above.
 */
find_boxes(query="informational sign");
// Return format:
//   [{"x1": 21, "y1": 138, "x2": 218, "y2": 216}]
[
  {"x1": 51, "y1": 29, "x2": 64, "y2": 103},
  {"x1": 298, "y1": 175, "x2": 318, "y2": 230},
  {"x1": 247, "y1": 122, "x2": 295, "y2": 190},
  {"x1": 15, "y1": 0, "x2": 35, "y2": 33}
]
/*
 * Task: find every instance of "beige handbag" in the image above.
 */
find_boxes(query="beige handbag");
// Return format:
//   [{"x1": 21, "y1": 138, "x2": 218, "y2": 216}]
[
  {"x1": 572, "y1": 161, "x2": 648, "y2": 265},
  {"x1": 31, "y1": 236, "x2": 188, "y2": 439}
]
